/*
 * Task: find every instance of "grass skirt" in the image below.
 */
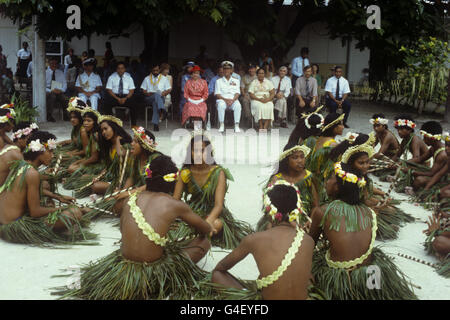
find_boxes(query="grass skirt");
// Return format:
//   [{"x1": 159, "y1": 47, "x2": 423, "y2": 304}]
[
  {"x1": 312, "y1": 246, "x2": 417, "y2": 300},
  {"x1": 169, "y1": 207, "x2": 253, "y2": 250},
  {"x1": 437, "y1": 256, "x2": 450, "y2": 278},
  {"x1": 0, "y1": 210, "x2": 97, "y2": 247},
  {"x1": 52, "y1": 247, "x2": 212, "y2": 300},
  {"x1": 62, "y1": 162, "x2": 104, "y2": 192},
  {"x1": 372, "y1": 199, "x2": 414, "y2": 241}
]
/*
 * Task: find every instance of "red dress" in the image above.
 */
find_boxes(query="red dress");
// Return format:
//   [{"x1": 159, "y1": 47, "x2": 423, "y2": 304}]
[{"x1": 181, "y1": 78, "x2": 208, "y2": 125}]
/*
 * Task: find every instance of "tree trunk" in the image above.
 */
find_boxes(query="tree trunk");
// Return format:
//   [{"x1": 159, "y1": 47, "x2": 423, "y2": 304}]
[
  {"x1": 141, "y1": 24, "x2": 170, "y2": 65},
  {"x1": 444, "y1": 74, "x2": 450, "y2": 123}
]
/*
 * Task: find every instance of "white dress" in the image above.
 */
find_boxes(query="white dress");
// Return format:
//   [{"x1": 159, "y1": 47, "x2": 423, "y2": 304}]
[{"x1": 248, "y1": 78, "x2": 274, "y2": 122}]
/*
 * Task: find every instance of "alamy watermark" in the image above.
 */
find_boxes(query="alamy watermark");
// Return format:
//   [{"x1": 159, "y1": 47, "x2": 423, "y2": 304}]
[
  {"x1": 366, "y1": 265, "x2": 381, "y2": 290},
  {"x1": 66, "y1": 5, "x2": 81, "y2": 30},
  {"x1": 366, "y1": 5, "x2": 381, "y2": 30},
  {"x1": 65, "y1": 265, "x2": 81, "y2": 290}
]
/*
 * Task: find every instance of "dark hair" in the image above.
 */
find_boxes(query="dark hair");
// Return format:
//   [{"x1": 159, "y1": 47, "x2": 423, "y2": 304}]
[
  {"x1": 69, "y1": 111, "x2": 83, "y2": 137},
  {"x1": 334, "y1": 162, "x2": 364, "y2": 205},
  {"x1": 106, "y1": 42, "x2": 112, "y2": 48},
  {"x1": 303, "y1": 65, "x2": 312, "y2": 72},
  {"x1": 12, "y1": 122, "x2": 39, "y2": 142},
  {"x1": 267, "y1": 185, "x2": 298, "y2": 222},
  {"x1": 145, "y1": 155, "x2": 178, "y2": 194},
  {"x1": 116, "y1": 61, "x2": 126, "y2": 69},
  {"x1": 334, "y1": 66, "x2": 343, "y2": 72},
  {"x1": 312, "y1": 63, "x2": 319, "y2": 73},
  {"x1": 321, "y1": 113, "x2": 342, "y2": 137},
  {"x1": 49, "y1": 56, "x2": 58, "y2": 62},
  {"x1": 257, "y1": 68, "x2": 265, "y2": 74},
  {"x1": 24, "y1": 131, "x2": 56, "y2": 161},
  {"x1": 372, "y1": 113, "x2": 388, "y2": 129},
  {"x1": 421, "y1": 121, "x2": 442, "y2": 135},
  {"x1": 82, "y1": 111, "x2": 99, "y2": 134},
  {"x1": 98, "y1": 120, "x2": 132, "y2": 162},
  {"x1": 300, "y1": 47, "x2": 309, "y2": 55},
  {"x1": 394, "y1": 114, "x2": 415, "y2": 131},
  {"x1": 277, "y1": 142, "x2": 300, "y2": 176},
  {"x1": 182, "y1": 134, "x2": 216, "y2": 168},
  {"x1": 329, "y1": 133, "x2": 370, "y2": 162},
  {"x1": 0, "y1": 109, "x2": 14, "y2": 129},
  {"x1": 288, "y1": 113, "x2": 323, "y2": 145},
  {"x1": 135, "y1": 128, "x2": 156, "y2": 158}
]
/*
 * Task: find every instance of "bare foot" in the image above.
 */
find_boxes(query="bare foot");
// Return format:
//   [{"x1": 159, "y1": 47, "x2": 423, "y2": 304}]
[{"x1": 404, "y1": 186, "x2": 415, "y2": 196}]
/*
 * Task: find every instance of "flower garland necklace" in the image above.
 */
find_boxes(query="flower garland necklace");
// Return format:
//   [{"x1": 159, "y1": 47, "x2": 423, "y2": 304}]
[
  {"x1": 334, "y1": 162, "x2": 366, "y2": 188},
  {"x1": 150, "y1": 74, "x2": 162, "y2": 86}
]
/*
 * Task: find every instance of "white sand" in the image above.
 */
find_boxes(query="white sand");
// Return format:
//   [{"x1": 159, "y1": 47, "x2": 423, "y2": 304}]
[{"x1": 1, "y1": 101, "x2": 449, "y2": 299}]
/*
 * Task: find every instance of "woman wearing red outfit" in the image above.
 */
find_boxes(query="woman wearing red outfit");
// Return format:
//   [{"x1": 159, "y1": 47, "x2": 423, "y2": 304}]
[{"x1": 182, "y1": 65, "x2": 208, "y2": 129}]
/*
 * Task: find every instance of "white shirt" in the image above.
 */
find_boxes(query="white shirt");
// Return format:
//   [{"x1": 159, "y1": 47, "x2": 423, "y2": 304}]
[
  {"x1": 64, "y1": 54, "x2": 72, "y2": 66},
  {"x1": 271, "y1": 75, "x2": 292, "y2": 98},
  {"x1": 46, "y1": 67, "x2": 67, "y2": 93},
  {"x1": 141, "y1": 74, "x2": 171, "y2": 94},
  {"x1": 17, "y1": 48, "x2": 31, "y2": 60},
  {"x1": 214, "y1": 76, "x2": 241, "y2": 99},
  {"x1": 27, "y1": 61, "x2": 33, "y2": 78},
  {"x1": 75, "y1": 72, "x2": 102, "y2": 93},
  {"x1": 106, "y1": 72, "x2": 135, "y2": 95},
  {"x1": 324, "y1": 76, "x2": 351, "y2": 98}
]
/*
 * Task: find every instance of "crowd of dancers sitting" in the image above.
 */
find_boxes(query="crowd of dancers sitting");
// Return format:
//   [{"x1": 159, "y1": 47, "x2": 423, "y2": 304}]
[{"x1": 0, "y1": 97, "x2": 448, "y2": 300}]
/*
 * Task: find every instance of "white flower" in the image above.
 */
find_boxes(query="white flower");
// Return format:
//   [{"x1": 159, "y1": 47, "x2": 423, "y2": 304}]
[
  {"x1": 345, "y1": 132, "x2": 359, "y2": 144},
  {"x1": 47, "y1": 139, "x2": 57, "y2": 150},
  {"x1": 29, "y1": 139, "x2": 44, "y2": 152},
  {"x1": 30, "y1": 123, "x2": 39, "y2": 130}
]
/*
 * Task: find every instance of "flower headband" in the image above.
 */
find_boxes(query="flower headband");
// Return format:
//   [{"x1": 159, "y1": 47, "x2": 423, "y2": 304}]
[
  {"x1": 98, "y1": 114, "x2": 123, "y2": 127},
  {"x1": 279, "y1": 145, "x2": 311, "y2": 161},
  {"x1": 301, "y1": 105, "x2": 325, "y2": 130},
  {"x1": 144, "y1": 163, "x2": 179, "y2": 182},
  {"x1": 263, "y1": 179, "x2": 310, "y2": 224},
  {"x1": 369, "y1": 117, "x2": 388, "y2": 125},
  {"x1": 25, "y1": 138, "x2": 57, "y2": 153},
  {"x1": 334, "y1": 162, "x2": 366, "y2": 188},
  {"x1": 341, "y1": 138, "x2": 375, "y2": 164},
  {"x1": 394, "y1": 119, "x2": 416, "y2": 129},
  {"x1": 81, "y1": 107, "x2": 101, "y2": 118},
  {"x1": 443, "y1": 131, "x2": 450, "y2": 142},
  {"x1": 67, "y1": 97, "x2": 86, "y2": 113},
  {"x1": 344, "y1": 132, "x2": 359, "y2": 144},
  {"x1": 132, "y1": 127, "x2": 157, "y2": 152},
  {"x1": 420, "y1": 130, "x2": 442, "y2": 141},
  {"x1": 12, "y1": 123, "x2": 39, "y2": 140},
  {"x1": 0, "y1": 103, "x2": 14, "y2": 110},
  {"x1": 321, "y1": 113, "x2": 345, "y2": 132}
]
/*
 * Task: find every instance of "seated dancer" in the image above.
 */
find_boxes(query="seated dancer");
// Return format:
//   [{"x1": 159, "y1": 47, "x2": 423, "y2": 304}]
[
  {"x1": 0, "y1": 123, "x2": 27, "y2": 186},
  {"x1": 113, "y1": 126, "x2": 161, "y2": 213},
  {"x1": 63, "y1": 108, "x2": 103, "y2": 190},
  {"x1": 307, "y1": 113, "x2": 344, "y2": 203},
  {"x1": 0, "y1": 131, "x2": 95, "y2": 245},
  {"x1": 0, "y1": 104, "x2": 15, "y2": 146},
  {"x1": 309, "y1": 141, "x2": 417, "y2": 300},
  {"x1": 56, "y1": 97, "x2": 88, "y2": 163},
  {"x1": 257, "y1": 143, "x2": 318, "y2": 231},
  {"x1": 391, "y1": 115, "x2": 430, "y2": 193},
  {"x1": 12, "y1": 122, "x2": 39, "y2": 151},
  {"x1": 287, "y1": 106, "x2": 324, "y2": 147},
  {"x1": 211, "y1": 182, "x2": 315, "y2": 300},
  {"x1": 173, "y1": 131, "x2": 253, "y2": 249},
  {"x1": 54, "y1": 155, "x2": 213, "y2": 300},
  {"x1": 424, "y1": 212, "x2": 450, "y2": 278},
  {"x1": 330, "y1": 133, "x2": 413, "y2": 240},
  {"x1": 412, "y1": 121, "x2": 447, "y2": 191},
  {"x1": 370, "y1": 113, "x2": 399, "y2": 160}
]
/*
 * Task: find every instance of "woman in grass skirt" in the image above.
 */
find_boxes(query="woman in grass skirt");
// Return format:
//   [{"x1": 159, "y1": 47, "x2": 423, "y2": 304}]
[
  {"x1": 257, "y1": 142, "x2": 318, "y2": 231},
  {"x1": 309, "y1": 140, "x2": 417, "y2": 300},
  {"x1": 53, "y1": 155, "x2": 214, "y2": 300},
  {"x1": 172, "y1": 131, "x2": 253, "y2": 250}
]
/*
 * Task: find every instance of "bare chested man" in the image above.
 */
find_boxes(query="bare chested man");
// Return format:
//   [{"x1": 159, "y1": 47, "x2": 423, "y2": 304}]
[
  {"x1": 0, "y1": 131, "x2": 89, "y2": 245},
  {"x1": 413, "y1": 121, "x2": 448, "y2": 191},
  {"x1": 392, "y1": 114, "x2": 428, "y2": 163},
  {"x1": 370, "y1": 113, "x2": 399, "y2": 159},
  {"x1": 0, "y1": 107, "x2": 14, "y2": 146},
  {"x1": 0, "y1": 136, "x2": 22, "y2": 186},
  {"x1": 212, "y1": 183, "x2": 314, "y2": 300}
]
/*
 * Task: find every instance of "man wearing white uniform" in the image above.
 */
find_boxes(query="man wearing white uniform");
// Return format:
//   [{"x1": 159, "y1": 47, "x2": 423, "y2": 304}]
[
  {"x1": 105, "y1": 61, "x2": 137, "y2": 127},
  {"x1": 141, "y1": 63, "x2": 171, "y2": 132},
  {"x1": 45, "y1": 57, "x2": 67, "y2": 122},
  {"x1": 271, "y1": 66, "x2": 292, "y2": 128},
  {"x1": 324, "y1": 65, "x2": 351, "y2": 128},
  {"x1": 75, "y1": 58, "x2": 102, "y2": 111},
  {"x1": 214, "y1": 61, "x2": 241, "y2": 133}
]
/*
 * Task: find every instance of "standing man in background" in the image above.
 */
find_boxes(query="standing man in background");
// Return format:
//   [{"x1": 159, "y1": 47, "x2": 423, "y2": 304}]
[{"x1": 290, "y1": 47, "x2": 310, "y2": 89}]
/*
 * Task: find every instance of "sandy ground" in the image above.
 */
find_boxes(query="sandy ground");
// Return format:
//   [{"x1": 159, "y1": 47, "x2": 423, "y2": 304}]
[{"x1": 1, "y1": 101, "x2": 449, "y2": 300}]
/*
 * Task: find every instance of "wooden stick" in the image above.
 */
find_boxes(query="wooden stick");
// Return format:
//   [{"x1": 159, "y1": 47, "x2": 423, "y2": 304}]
[
  {"x1": 397, "y1": 253, "x2": 439, "y2": 269},
  {"x1": 90, "y1": 186, "x2": 135, "y2": 205},
  {"x1": 118, "y1": 149, "x2": 129, "y2": 188},
  {"x1": 74, "y1": 170, "x2": 107, "y2": 192},
  {"x1": 52, "y1": 154, "x2": 62, "y2": 176}
]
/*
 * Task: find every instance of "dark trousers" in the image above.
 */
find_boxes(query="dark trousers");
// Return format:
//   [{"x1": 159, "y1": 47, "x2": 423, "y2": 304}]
[
  {"x1": 206, "y1": 95, "x2": 217, "y2": 126},
  {"x1": 291, "y1": 75, "x2": 298, "y2": 89},
  {"x1": 326, "y1": 98, "x2": 351, "y2": 124},
  {"x1": 46, "y1": 92, "x2": 67, "y2": 118},
  {"x1": 103, "y1": 93, "x2": 138, "y2": 125},
  {"x1": 296, "y1": 97, "x2": 317, "y2": 117}
]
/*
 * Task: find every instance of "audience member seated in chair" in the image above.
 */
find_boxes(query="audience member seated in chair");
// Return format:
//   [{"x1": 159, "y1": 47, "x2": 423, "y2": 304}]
[
  {"x1": 206, "y1": 65, "x2": 223, "y2": 130},
  {"x1": 45, "y1": 57, "x2": 68, "y2": 122},
  {"x1": 294, "y1": 65, "x2": 318, "y2": 116},
  {"x1": 141, "y1": 64, "x2": 172, "y2": 132},
  {"x1": 271, "y1": 66, "x2": 292, "y2": 128},
  {"x1": 240, "y1": 64, "x2": 257, "y2": 128},
  {"x1": 104, "y1": 61, "x2": 138, "y2": 128},
  {"x1": 75, "y1": 58, "x2": 102, "y2": 111},
  {"x1": 182, "y1": 65, "x2": 208, "y2": 130},
  {"x1": 325, "y1": 66, "x2": 351, "y2": 128},
  {"x1": 214, "y1": 61, "x2": 242, "y2": 133},
  {"x1": 160, "y1": 63, "x2": 173, "y2": 118},
  {"x1": 249, "y1": 68, "x2": 275, "y2": 131}
]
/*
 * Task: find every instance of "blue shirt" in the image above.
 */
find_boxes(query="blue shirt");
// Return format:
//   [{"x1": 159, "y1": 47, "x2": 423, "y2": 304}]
[
  {"x1": 290, "y1": 57, "x2": 310, "y2": 77},
  {"x1": 208, "y1": 75, "x2": 219, "y2": 95},
  {"x1": 181, "y1": 74, "x2": 191, "y2": 93}
]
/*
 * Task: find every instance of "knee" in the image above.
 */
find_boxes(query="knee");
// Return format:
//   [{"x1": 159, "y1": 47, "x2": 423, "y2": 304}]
[
  {"x1": 211, "y1": 270, "x2": 222, "y2": 284},
  {"x1": 432, "y1": 236, "x2": 450, "y2": 255}
]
